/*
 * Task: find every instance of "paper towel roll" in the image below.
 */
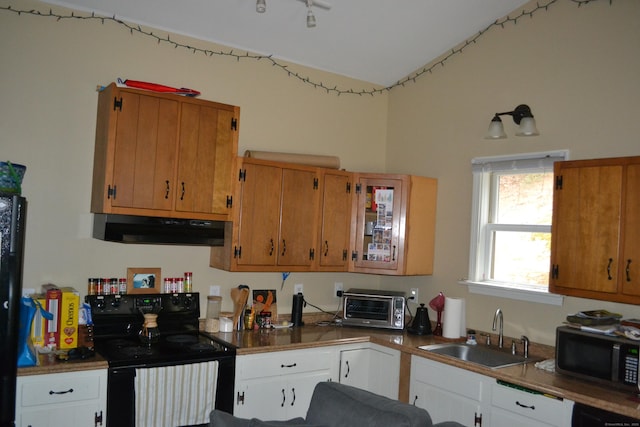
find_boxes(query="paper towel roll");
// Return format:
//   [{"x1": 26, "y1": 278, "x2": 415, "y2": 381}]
[{"x1": 442, "y1": 297, "x2": 465, "y2": 339}]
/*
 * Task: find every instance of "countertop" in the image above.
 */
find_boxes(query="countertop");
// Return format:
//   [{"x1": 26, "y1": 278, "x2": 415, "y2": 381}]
[
  {"x1": 205, "y1": 323, "x2": 640, "y2": 419},
  {"x1": 17, "y1": 351, "x2": 108, "y2": 376}
]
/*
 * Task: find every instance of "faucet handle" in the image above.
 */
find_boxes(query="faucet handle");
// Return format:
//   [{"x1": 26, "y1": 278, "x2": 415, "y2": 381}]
[
  {"x1": 479, "y1": 333, "x2": 491, "y2": 346},
  {"x1": 520, "y1": 335, "x2": 530, "y2": 359}
]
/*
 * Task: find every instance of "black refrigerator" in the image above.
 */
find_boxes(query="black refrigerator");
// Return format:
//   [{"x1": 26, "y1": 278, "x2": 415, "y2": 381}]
[{"x1": 0, "y1": 193, "x2": 26, "y2": 427}]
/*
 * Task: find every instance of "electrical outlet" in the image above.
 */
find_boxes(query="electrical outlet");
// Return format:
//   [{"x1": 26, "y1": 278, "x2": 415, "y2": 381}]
[
  {"x1": 410, "y1": 288, "x2": 419, "y2": 304},
  {"x1": 294, "y1": 283, "x2": 304, "y2": 294},
  {"x1": 334, "y1": 282, "x2": 344, "y2": 298}
]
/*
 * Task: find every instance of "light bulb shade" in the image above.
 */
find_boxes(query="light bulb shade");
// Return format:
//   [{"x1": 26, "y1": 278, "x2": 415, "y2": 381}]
[
  {"x1": 486, "y1": 117, "x2": 507, "y2": 139},
  {"x1": 515, "y1": 116, "x2": 539, "y2": 136},
  {"x1": 256, "y1": 0, "x2": 266, "y2": 13},
  {"x1": 307, "y1": 9, "x2": 316, "y2": 27}
]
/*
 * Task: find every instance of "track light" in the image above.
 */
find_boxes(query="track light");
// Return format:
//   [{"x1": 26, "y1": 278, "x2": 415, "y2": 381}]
[
  {"x1": 256, "y1": 0, "x2": 266, "y2": 13},
  {"x1": 486, "y1": 104, "x2": 539, "y2": 139},
  {"x1": 306, "y1": 0, "x2": 316, "y2": 28}
]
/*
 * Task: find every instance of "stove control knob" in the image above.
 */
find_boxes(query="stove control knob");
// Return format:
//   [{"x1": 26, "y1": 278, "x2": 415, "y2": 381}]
[
  {"x1": 95, "y1": 298, "x2": 105, "y2": 310},
  {"x1": 184, "y1": 296, "x2": 193, "y2": 308},
  {"x1": 111, "y1": 297, "x2": 121, "y2": 308},
  {"x1": 171, "y1": 295, "x2": 181, "y2": 306}
]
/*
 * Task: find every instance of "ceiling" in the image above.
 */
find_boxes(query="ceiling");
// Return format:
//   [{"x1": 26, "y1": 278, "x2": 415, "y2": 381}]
[{"x1": 41, "y1": 0, "x2": 530, "y2": 86}]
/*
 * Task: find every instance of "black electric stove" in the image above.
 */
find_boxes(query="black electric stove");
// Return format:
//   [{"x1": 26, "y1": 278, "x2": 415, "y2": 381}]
[{"x1": 85, "y1": 293, "x2": 236, "y2": 426}]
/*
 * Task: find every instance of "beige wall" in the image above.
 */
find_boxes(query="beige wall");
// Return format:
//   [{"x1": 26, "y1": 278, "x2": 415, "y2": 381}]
[
  {"x1": 2, "y1": 0, "x2": 639, "y2": 345},
  {"x1": 0, "y1": 0, "x2": 387, "y2": 316},
  {"x1": 385, "y1": 0, "x2": 640, "y2": 344}
]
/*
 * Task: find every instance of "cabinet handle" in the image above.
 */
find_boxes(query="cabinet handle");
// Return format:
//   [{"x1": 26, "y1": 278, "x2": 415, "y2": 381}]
[
  {"x1": 290, "y1": 387, "x2": 296, "y2": 406},
  {"x1": 515, "y1": 401, "x2": 535, "y2": 410},
  {"x1": 165, "y1": 180, "x2": 170, "y2": 199},
  {"x1": 269, "y1": 239, "x2": 274, "y2": 256},
  {"x1": 324, "y1": 240, "x2": 329, "y2": 256},
  {"x1": 281, "y1": 388, "x2": 286, "y2": 407},
  {"x1": 181, "y1": 182, "x2": 185, "y2": 200},
  {"x1": 607, "y1": 257, "x2": 613, "y2": 280},
  {"x1": 94, "y1": 410, "x2": 103, "y2": 427},
  {"x1": 49, "y1": 388, "x2": 74, "y2": 395},
  {"x1": 344, "y1": 360, "x2": 350, "y2": 378},
  {"x1": 412, "y1": 395, "x2": 418, "y2": 406},
  {"x1": 474, "y1": 412, "x2": 482, "y2": 426},
  {"x1": 282, "y1": 239, "x2": 286, "y2": 256},
  {"x1": 392, "y1": 245, "x2": 396, "y2": 261},
  {"x1": 626, "y1": 259, "x2": 632, "y2": 282},
  {"x1": 281, "y1": 363, "x2": 297, "y2": 368}
]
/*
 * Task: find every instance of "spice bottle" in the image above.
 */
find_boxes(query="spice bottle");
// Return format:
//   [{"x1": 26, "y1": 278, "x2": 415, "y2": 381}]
[{"x1": 184, "y1": 272, "x2": 193, "y2": 292}]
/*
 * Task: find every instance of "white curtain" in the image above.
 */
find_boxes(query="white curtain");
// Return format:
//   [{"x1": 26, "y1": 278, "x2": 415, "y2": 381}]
[{"x1": 135, "y1": 360, "x2": 219, "y2": 427}]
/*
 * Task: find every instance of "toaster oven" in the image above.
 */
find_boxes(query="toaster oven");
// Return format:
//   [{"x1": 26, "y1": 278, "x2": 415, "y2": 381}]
[{"x1": 342, "y1": 288, "x2": 406, "y2": 330}]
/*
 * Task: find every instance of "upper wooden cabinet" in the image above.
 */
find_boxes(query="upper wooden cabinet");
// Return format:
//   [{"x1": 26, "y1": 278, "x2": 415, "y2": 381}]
[
  {"x1": 210, "y1": 158, "x2": 321, "y2": 272},
  {"x1": 91, "y1": 83, "x2": 239, "y2": 221},
  {"x1": 210, "y1": 161, "x2": 439, "y2": 276},
  {"x1": 550, "y1": 156, "x2": 640, "y2": 303},
  {"x1": 350, "y1": 173, "x2": 438, "y2": 276}
]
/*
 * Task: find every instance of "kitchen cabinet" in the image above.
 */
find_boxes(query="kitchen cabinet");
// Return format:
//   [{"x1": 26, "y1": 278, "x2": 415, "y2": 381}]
[
  {"x1": 318, "y1": 169, "x2": 353, "y2": 271},
  {"x1": 550, "y1": 156, "x2": 640, "y2": 304},
  {"x1": 410, "y1": 355, "x2": 491, "y2": 426},
  {"x1": 91, "y1": 82, "x2": 239, "y2": 221},
  {"x1": 15, "y1": 369, "x2": 107, "y2": 427},
  {"x1": 350, "y1": 173, "x2": 437, "y2": 275},
  {"x1": 234, "y1": 347, "x2": 338, "y2": 420},
  {"x1": 210, "y1": 158, "x2": 321, "y2": 271},
  {"x1": 338, "y1": 343, "x2": 400, "y2": 399},
  {"x1": 491, "y1": 380, "x2": 573, "y2": 427}
]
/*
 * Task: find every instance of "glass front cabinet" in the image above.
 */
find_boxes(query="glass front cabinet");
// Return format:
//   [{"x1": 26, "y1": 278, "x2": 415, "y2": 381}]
[{"x1": 351, "y1": 174, "x2": 438, "y2": 276}]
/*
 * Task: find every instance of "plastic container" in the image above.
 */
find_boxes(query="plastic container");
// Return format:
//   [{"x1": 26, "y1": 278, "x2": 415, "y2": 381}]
[{"x1": 206, "y1": 296, "x2": 222, "y2": 319}]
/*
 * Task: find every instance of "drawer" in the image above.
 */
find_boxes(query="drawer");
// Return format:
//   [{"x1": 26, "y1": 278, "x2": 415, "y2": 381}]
[
  {"x1": 492, "y1": 381, "x2": 568, "y2": 425},
  {"x1": 238, "y1": 348, "x2": 334, "y2": 380},
  {"x1": 18, "y1": 371, "x2": 105, "y2": 407}
]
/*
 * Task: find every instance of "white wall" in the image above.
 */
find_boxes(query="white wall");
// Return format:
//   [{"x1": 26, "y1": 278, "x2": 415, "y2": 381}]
[
  {"x1": 385, "y1": 0, "x2": 640, "y2": 344},
  {"x1": 0, "y1": 0, "x2": 387, "y2": 315}
]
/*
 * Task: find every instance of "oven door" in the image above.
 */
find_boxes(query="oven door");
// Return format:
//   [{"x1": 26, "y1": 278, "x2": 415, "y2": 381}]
[{"x1": 107, "y1": 355, "x2": 235, "y2": 427}]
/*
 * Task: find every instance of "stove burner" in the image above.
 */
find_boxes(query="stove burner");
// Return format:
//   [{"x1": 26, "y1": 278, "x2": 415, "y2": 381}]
[
  {"x1": 119, "y1": 346, "x2": 157, "y2": 358},
  {"x1": 190, "y1": 342, "x2": 216, "y2": 352},
  {"x1": 166, "y1": 334, "x2": 199, "y2": 345}
]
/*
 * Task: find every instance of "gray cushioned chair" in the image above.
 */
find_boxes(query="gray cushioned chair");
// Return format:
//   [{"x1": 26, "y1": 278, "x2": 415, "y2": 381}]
[{"x1": 210, "y1": 381, "x2": 464, "y2": 427}]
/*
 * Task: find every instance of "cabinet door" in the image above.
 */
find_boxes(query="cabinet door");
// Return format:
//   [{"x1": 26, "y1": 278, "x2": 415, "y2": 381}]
[
  {"x1": 550, "y1": 164, "x2": 622, "y2": 294},
  {"x1": 318, "y1": 170, "x2": 352, "y2": 270},
  {"x1": 111, "y1": 91, "x2": 178, "y2": 211},
  {"x1": 236, "y1": 162, "x2": 282, "y2": 266},
  {"x1": 277, "y1": 167, "x2": 320, "y2": 268},
  {"x1": 352, "y1": 176, "x2": 404, "y2": 272},
  {"x1": 622, "y1": 164, "x2": 640, "y2": 296},
  {"x1": 339, "y1": 345, "x2": 399, "y2": 399},
  {"x1": 175, "y1": 104, "x2": 236, "y2": 216},
  {"x1": 19, "y1": 403, "x2": 103, "y2": 427}
]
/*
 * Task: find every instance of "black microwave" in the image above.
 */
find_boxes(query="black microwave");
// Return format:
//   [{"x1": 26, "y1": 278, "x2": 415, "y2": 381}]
[
  {"x1": 556, "y1": 326, "x2": 640, "y2": 389},
  {"x1": 342, "y1": 289, "x2": 406, "y2": 330}
]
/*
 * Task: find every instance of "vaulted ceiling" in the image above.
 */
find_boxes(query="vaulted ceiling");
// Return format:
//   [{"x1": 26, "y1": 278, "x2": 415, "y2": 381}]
[{"x1": 42, "y1": 0, "x2": 530, "y2": 86}]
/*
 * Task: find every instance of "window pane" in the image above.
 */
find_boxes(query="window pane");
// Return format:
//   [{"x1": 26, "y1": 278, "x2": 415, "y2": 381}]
[
  {"x1": 496, "y1": 172, "x2": 554, "y2": 225},
  {"x1": 492, "y1": 230, "x2": 551, "y2": 287}
]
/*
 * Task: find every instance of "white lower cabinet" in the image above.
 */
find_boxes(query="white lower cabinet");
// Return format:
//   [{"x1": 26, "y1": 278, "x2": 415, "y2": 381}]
[
  {"x1": 234, "y1": 347, "x2": 338, "y2": 420},
  {"x1": 410, "y1": 355, "x2": 491, "y2": 426},
  {"x1": 15, "y1": 369, "x2": 107, "y2": 427},
  {"x1": 410, "y1": 355, "x2": 574, "y2": 427},
  {"x1": 491, "y1": 380, "x2": 573, "y2": 427},
  {"x1": 338, "y1": 343, "x2": 400, "y2": 399}
]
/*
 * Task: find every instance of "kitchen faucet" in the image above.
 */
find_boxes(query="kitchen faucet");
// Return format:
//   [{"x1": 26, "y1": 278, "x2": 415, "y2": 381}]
[{"x1": 492, "y1": 308, "x2": 504, "y2": 349}]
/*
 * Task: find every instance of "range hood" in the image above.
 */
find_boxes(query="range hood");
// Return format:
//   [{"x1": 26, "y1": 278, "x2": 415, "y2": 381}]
[{"x1": 93, "y1": 214, "x2": 226, "y2": 246}]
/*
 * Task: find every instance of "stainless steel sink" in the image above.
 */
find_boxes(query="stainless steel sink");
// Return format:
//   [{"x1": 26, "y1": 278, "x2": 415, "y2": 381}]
[{"x1": 417, "y1": 343, "x2": 541, "y2": 369}]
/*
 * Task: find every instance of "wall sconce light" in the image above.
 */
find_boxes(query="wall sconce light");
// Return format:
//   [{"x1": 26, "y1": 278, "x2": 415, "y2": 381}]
[
  {"x1": 256, "y1": 0, "x2": 266, "y2": 13},
  {"x1": 486, "y1": 104, "x2": 539, "y2": 139}
]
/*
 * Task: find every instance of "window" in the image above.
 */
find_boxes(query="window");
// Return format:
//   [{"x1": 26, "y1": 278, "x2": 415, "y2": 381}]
[{"x1": 466, "y1": 151, "x2": 568, "y2": 305}]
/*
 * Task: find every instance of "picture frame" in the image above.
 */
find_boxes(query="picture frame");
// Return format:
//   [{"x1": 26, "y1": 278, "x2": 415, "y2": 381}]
[{"x1": 127, "y1": 267, "x2": 161, "y2": 294}]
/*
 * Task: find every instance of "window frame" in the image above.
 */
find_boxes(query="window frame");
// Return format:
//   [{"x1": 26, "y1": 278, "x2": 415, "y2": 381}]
[{"x1": 464, "y1": 150, "x2": 569, "y2": 305}]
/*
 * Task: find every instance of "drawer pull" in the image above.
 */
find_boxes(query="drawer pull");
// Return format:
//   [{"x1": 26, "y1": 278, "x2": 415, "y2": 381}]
[
  {"x1": 49, "y1": 388, "x2": 74, "y2": 395},
  {"x1": 281, "y1": 363, "x2": 297, "y2": 368},
  {"x1": 515, "y1": 401, "x2": 535, "y2": 410}
]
